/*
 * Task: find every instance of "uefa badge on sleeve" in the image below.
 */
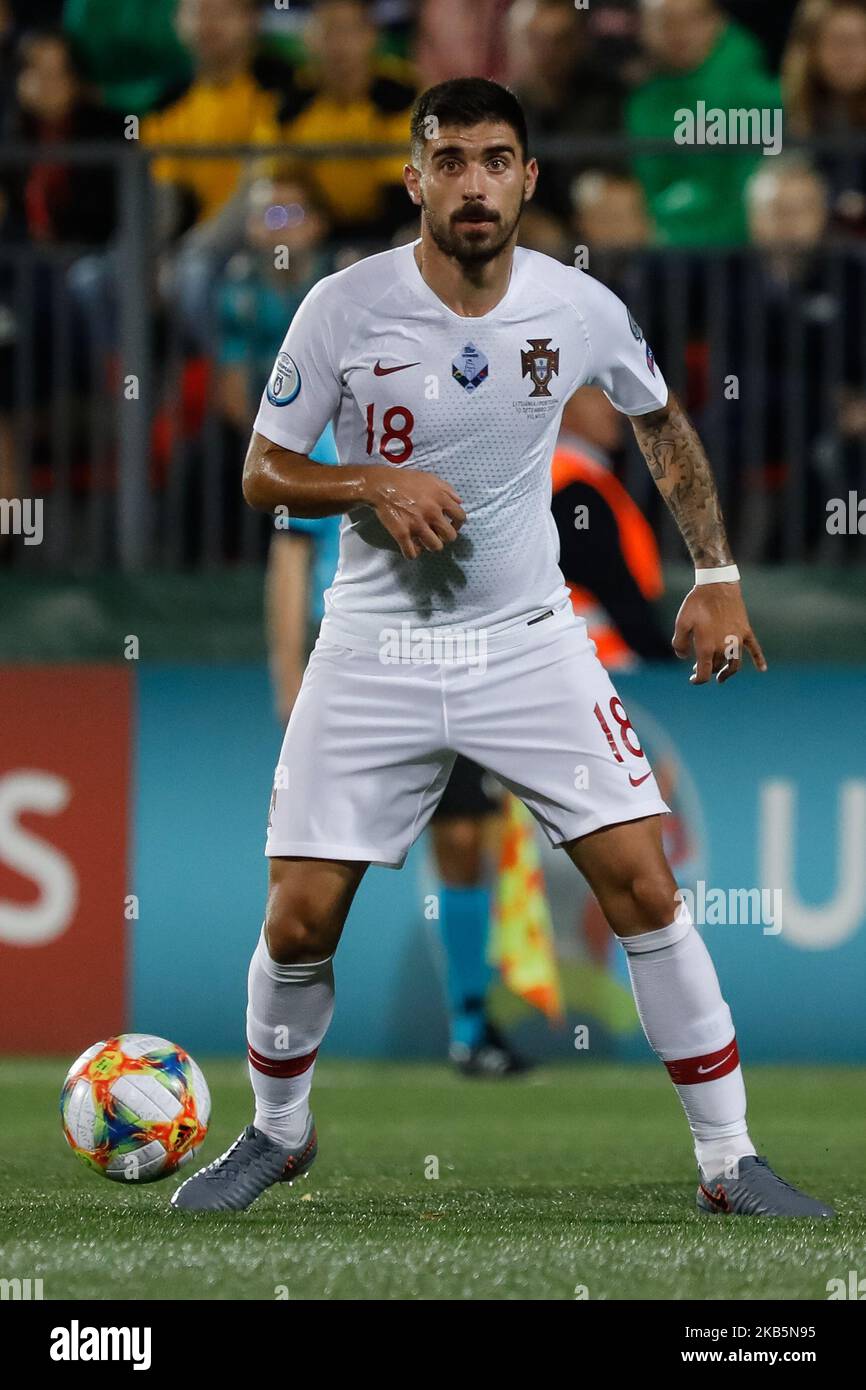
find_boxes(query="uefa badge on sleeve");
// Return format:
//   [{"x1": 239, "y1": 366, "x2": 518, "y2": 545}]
[{"x1": 267, "y1": 352, "x2": 301, "y2": 406}]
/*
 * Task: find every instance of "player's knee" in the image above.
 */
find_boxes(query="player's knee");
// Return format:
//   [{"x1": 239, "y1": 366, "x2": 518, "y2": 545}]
[
  {"x1": 263, "y1": 887, "x2": 335, "y2": 964},
  {"x1": 626, "y1": 870, "x2": 680, "y2": 933}
]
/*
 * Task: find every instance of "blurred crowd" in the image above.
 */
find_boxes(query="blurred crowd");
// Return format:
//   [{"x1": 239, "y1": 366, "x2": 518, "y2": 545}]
[
  {"x1": 5, "y1": 0, "x2": 866, "y2": 251},
  {"x1": 1, "y1": 0, "x2": 866, "y2": 562}
]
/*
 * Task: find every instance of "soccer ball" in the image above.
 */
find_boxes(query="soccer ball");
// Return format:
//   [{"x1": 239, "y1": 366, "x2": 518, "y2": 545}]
[{"x1": 60, "y1": 1033, "x2": 211, "y2": 1183}]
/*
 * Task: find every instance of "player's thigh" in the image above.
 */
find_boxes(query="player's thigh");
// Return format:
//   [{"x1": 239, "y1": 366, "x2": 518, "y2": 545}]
[
  {"x1": 563, "y1": 814, "x2": 679, "y2": 937},
  {"x1": 451, "y1": 621, "x2": 669, "y2": 849},
  {"x1": 430, "y1": 755, "x2": 501, "y2": 884},
  {"x1": 267, "y1": 640, "x2": 452, "y2": 868},
  {"x1": 265, "y1": 856, "x2": 369, "y2": 963}
]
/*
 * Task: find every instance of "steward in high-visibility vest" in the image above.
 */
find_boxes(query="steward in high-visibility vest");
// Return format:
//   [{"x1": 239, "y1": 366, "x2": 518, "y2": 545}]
[{"x1": 551, "y1": 433, "x2": 675, "y2": 671}]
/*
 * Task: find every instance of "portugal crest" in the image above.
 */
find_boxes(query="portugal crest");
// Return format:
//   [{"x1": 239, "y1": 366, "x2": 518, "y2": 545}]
[{"x1": 521, "y1": 338, "x2": 559, "y2": 398}]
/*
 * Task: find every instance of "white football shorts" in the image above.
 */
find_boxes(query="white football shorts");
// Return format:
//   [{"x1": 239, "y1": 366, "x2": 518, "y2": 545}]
[{"x1": 266, "y1": 603, "x2": 670, "y2": 867}]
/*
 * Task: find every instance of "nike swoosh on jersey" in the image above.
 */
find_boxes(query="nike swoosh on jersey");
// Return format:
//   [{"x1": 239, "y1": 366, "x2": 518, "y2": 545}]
[
  {"x1": 697, "y1": 1050, "x2": 736, "y2": 1074},
  {"x1": 628, "y1": 771, "x2": 652, "y2": 787},
  {"x1": 373, "y1": 361, "x2": 420, "y2": 376}
]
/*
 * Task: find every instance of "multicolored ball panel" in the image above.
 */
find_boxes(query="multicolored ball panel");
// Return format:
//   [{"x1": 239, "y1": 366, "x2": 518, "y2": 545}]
[{"x1": 60, "y1": 1034, "x2": 210, "y2": 1183}]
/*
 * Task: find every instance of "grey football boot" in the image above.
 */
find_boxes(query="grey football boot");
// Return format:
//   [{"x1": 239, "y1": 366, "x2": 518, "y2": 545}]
[
  {"x1": 697, "y1": 1155, "x2": 835, "y2": 1218},
  {"x1": 170, "y1": 1116, "x2": 317, "y2": 1213}
]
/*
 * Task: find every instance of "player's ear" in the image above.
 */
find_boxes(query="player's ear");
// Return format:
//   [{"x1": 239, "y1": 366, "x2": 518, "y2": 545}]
[
  {"x1": 404, "y1": 163, "x2": 421, "y2": 205},
  {"x1": 524, "y1": 157, "x2": 539, "y2": 204}
]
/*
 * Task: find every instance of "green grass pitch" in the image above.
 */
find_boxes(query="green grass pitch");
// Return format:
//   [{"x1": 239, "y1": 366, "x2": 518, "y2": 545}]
[{"x1": 2, "y1": 1058, "x2": 864, "y2": 1301}]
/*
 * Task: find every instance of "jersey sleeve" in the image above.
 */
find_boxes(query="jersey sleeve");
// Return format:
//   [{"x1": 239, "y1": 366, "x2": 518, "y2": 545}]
[
  {"x1": 585, "y1": 281, "x2": 668, "y2": 417},
  {"x1": 253, "y1": 277, "x2": 343, "y2": 454}
]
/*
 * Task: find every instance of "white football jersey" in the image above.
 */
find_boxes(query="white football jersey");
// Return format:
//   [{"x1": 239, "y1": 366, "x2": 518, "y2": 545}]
[{"x1": 254, "y1": 241, "x2": 668, "y2": 650}]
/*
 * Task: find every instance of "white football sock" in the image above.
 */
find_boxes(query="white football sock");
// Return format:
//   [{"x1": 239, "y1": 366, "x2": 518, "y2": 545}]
[
  {"x1": 618, "y1": 911, "x2": 756, "y2": 1182},
  {"x1": 246, "y1": 925, "x2": 335, "y2": 1147}
]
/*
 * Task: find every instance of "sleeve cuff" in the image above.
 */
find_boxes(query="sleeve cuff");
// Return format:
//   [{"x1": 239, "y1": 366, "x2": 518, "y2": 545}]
[{"x1": 252, "y1": 414, "x2": 320, "y2": 456}]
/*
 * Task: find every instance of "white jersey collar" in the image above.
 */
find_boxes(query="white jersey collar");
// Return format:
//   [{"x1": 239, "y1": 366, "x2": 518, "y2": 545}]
[{"x1": 395, "y1": 238, "x2": 523, "y2": 323}]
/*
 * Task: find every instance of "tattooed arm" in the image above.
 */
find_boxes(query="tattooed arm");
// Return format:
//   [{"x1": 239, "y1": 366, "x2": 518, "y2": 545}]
[
  {"x1": 630, "y1": 392, "x2": 767, "y2": 684},
  {"x1": 631, "y1": 391, "x2": 732, "y2": 567}
]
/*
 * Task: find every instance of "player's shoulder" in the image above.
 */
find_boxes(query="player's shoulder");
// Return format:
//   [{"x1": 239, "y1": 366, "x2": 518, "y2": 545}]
[
  {"x1": 301, "y1": 246, "x2": 410, "y2": 316},
  {"x1": 517, "y1": 248, "x2": 629, "y2": 322}
]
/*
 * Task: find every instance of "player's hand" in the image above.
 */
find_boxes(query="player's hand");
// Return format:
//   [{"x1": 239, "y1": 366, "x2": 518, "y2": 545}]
[
  {"x1": 672, "y1": 582, "x2": 768, "y2": 685},
  {"x1": 364, "y1": 465, "x2": 466, "y2": 560}
]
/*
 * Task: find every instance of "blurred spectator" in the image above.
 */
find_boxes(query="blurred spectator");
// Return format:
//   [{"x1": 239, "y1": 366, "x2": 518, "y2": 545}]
[
  {"x1": 261, "y1": 0, "x2": 414, "y2": 68},
  {"x1": 2, "y1": 28, "x2": 123, "y2": 245},
  {"x1": 723, "y1": 156, "x2": 866, "y2": 557},
  {"x1": 783, "y1": 0, "x2": 866, "y2": 235},
  {"x1": 570, "y1": 166, "x2": 700, "y2": 532},
  {"x1": 138, "y1": 0, "x2": 296, "y2": 347},
  {"x1": 0, "y1": 28, "x2": 124, "y2": 527},
  {"x1": 166, "y1": 167, "x2": 335, "y2": 563},
  {"x1": 216, "y1": 168, "x2": 333, "y2": 433},
  {"x1": 4, "y1": 0, "x2": 63, "y2": 39},
  {"x1": 414, "y1": 0, "x2": 510, "y2": 86},
  {"x1": 747, "y1": 153, "x2": 830, "y2": 251},
  {"x1": 627, "y1": 0, "x2": 781, "y2": 245},
  {"x1": 215, "y1": 163, "x2": 342, "y2": 718},
  {"x1": 570, "y1": 171, "x2": 659, "y2": 328},
  {"x1": 507, "y1": 0, "x2": 625, "y2": 254},
  {"x1": 584, "y1": 1, "x2": 646, "y2": 86},
  {"x1": 572, "y1": 169, "x2": 655, "y2": 252},
  {"x1": 63, "y1": 0, "x2": 193, "y2": 115},
  {"x1": 141, "y1": 0, "x2": 292, "y2": 240},
  {"x1": 275, "y1": 0, "x2": 416, "y2": 242}
]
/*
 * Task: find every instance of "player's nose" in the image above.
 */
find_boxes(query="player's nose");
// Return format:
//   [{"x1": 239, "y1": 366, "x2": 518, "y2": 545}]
[
  {"x1": 459, "y1": 173, "x2": 488, "y2": 200},
  {"x1": 458, "y1": 191, "x2": 489, "y2": 213}
]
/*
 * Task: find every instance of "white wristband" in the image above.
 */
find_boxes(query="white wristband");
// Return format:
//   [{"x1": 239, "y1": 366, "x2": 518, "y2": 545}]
[{"x1": 694, "y1": 564, "x2": 740, "y2": 585}]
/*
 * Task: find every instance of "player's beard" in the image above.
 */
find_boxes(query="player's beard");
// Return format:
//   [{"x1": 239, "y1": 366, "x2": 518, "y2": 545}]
[{"x1": 421, "y1": 192, "x2": 525, "y2": 267}]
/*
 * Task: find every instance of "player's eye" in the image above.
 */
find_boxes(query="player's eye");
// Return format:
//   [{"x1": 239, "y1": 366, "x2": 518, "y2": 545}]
[
  {"x1": 440, "y1": 160, "x2": 461, "y2": 173},
  {"x1": 487, "y1": 158, "x2": 507, "y2": 171}
]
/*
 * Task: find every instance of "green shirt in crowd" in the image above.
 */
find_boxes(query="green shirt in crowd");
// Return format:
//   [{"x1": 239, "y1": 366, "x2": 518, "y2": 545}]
[
  {"x1": 626, "y1": 20, "x2": 781, "y2": 247},
  {"x1": 64, "y1": 0, "x2": 192, "y2": 113}
]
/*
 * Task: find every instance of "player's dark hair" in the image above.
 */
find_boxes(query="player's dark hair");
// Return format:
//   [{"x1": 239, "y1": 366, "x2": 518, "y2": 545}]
[{"x1": 410, "y1": 78, "x2": 529, "y2": 163}]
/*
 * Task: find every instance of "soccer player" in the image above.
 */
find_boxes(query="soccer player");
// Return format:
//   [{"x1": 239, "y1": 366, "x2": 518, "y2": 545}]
[{"x1": 172, "y1": 78, "x2": 834, "y2": 1218}]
